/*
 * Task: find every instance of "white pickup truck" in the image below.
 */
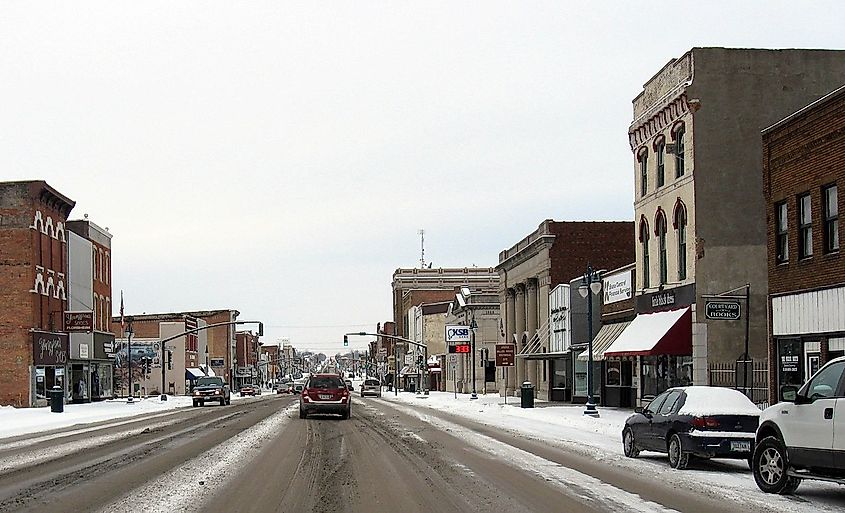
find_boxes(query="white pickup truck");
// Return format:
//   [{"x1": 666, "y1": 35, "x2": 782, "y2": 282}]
[{"x1": 753, "y1": 356, "x2": 845, "y2": 494}]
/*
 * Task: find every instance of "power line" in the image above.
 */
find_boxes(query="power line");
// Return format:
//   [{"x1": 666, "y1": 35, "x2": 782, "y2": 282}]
[{"x1": 265, "y1": 323, "x2": 377, "y2": 329}]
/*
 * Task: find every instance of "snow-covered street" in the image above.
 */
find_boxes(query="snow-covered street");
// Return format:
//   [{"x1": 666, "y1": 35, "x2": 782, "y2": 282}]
[{"x1": 379, "y1": 391, "x2": 845, "y2": 513}]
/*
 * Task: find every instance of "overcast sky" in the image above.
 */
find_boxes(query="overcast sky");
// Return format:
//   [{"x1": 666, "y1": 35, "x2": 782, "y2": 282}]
[{"x1": 2, "y1": 2, "x2": 843, "y2": 352}]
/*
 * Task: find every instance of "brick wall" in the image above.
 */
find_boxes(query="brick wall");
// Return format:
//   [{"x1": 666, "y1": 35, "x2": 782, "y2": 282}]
[
  {"x1": 0, "y1": 181, "x2": 75, "y2": 407},
  {"x1": 764, "y1": 88, "x2": 845, "y2": 294},
  {"x1": 548, "y1": 222, "x2": 635, "y2": 287}
]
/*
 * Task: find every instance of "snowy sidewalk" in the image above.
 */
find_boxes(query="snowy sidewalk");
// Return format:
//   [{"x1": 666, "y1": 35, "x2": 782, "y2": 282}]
[
  {"x1": 379, "y1": 391, "x2": 845, "y2": 513},
  {"x1": 0, "y1": 392, "x2": 274, "y2": 440}
]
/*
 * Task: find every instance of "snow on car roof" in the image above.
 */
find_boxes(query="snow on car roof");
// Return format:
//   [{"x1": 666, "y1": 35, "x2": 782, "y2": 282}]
[{"x1": 675, "y1": 386, "x2": 761, "y2": 416}]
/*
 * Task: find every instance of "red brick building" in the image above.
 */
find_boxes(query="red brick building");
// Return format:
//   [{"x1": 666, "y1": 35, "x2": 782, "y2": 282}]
[
  {"x1": 763, "y1": 83, "x2": 845, "y2": 402},
  {"x1": 497, "y1": 220, "x2": 634, "y2": 400},
  {"x1": 235, "y1": 330, "x2": 260, "y2": 388},
  {"x1": 0, "y1": 181, "x2": 75, "y2": 407}
]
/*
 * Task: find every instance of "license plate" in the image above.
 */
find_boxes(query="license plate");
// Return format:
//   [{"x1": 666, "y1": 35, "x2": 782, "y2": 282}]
[
  {"x1": 319, "y1": 394, "x2": 332, "y2": 400},
  {"x1": 730, "y1": 440, "x2": 751, "y2": 452}
]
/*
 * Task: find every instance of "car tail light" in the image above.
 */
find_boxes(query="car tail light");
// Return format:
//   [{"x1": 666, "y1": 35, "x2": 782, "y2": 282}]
[{"x1": 691, "y1": 416, "x2": 720, "y2": 429}]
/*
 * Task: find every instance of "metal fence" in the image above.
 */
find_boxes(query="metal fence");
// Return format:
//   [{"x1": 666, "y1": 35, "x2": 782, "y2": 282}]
[{"x1": 708, "y1": 360, "x2": 770, "y2": 409}]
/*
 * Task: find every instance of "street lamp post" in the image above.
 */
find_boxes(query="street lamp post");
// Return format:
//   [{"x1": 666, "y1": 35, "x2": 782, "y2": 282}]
[
  {"x1": 470, "y1": 318, "x2": 478, "y2": 400},
  {"x1": 578, "y1": 265, "x2": 602, "y2": 418},
  {"x1": 125, "y1": 319, "x2": 134, "y2": 403}
]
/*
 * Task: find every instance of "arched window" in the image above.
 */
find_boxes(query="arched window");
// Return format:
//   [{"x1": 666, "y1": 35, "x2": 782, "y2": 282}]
[
  {"x1": 94, "y1": 295, "x2": 99, "y2": 328},
  {"x1": 673, "y1": 124, "x2": 686, "y2": 178},
  {"x1": 654, "y1": 136, "x2": 666, "y2": 188},
  {"x1": 639, "y1": 217, "x2": 650, "y2": 289},
  {"x1": 98, "y1": 248, "x2": 104, "y2": 282},
  {"x1": 674, "y1": 200, "x2": 688, "y2": 281},
  {"x1": 655, "y1": 209, "x2": 668, "y2": 286},
  {"x1": 104, "y1": 252, "x2": 110, "y2": 285},
  {"x1": 638, "y1": 148, "x2": 649, "y2": 197}
]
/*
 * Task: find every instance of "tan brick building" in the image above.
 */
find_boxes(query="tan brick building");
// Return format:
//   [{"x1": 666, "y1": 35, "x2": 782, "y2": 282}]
[
  {"x1": 626, "y1": 48, "x2": 845, "y2": 403},
  {"x1": 0, "y1": 181, "x2": 75, "y2": 407},
  {"x1": 763, "y1": 83, "x2": 845, "y2": 401}
]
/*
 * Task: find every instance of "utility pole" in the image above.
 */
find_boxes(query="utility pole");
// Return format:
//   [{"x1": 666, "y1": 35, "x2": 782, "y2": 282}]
[{"x1": 418, "y1": 229, "x2": 425, "y2": 268}]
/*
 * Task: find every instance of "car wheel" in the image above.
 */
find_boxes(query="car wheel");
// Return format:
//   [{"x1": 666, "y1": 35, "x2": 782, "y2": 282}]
[
  {"x1": 299, "y1": 407, "x2": 307, "y2": 419},
  {"x1": 342, "y1": 407, "x2": 350, "y2": 420},
  {"x1": 192, "y1": 400, "x2": 199, "y2": 407},
  {"x1": 623, "y1": 428, "x2": 640, "y2": 458},
  {"x1": 220, "y1": 398, "x2": 225, "y2": 406},
  {"x1": 753, "y1": 436, "x2": 802, "y2": 494},
  {"x1": 668, "y1": 433, "x2": 689, "y2": 470}
]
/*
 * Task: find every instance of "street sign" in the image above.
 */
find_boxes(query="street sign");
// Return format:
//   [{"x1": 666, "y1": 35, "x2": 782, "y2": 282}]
[
  {"x1": 495, "y1": 344, "x2": 516, "y2": 367},
  {"x1": 705, "y1": 300, "x2": 741, "y2": 320},
  {"x1": 445, "y1": 325, "x2": 471, "y2": 343}
]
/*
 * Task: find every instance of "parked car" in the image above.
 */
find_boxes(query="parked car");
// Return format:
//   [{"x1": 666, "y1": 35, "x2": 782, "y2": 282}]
[
  {"x1": 275, "y1": 383, "x2": 290, "y2": 394},
  {"x1": 360, "y1": 378, "x2": 382, "y2": 397},
  {"x1": 344, "y1": 379, "x2": 354, "y2": 390},
  {"x1": 622, "y1": 386, "x2": 760, "y2": 469},
  {"x1": 753, "y1": 356, "x2": 845, "y2": 494},
  {"x1": 239, "y1": 384, "x2": 259, "y2": 396},
  {"x1": 299, "y1": 374, "x2": 351, "y2": 419},
  {"x1": 192, "y1": 376, "x2": 231, "y2": 407}
]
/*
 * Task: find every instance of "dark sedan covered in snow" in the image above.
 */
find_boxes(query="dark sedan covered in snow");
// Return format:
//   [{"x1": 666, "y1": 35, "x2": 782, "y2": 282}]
[{"x1": 622, "y1": 386, "x2": 760, "y2": 469}]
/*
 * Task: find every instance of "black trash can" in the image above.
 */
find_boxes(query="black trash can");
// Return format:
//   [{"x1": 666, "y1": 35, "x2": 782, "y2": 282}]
[
  {"x1": 520, "y1": 381, "x2": 534, "y2": 408},
  {"x1": 49, "y1": 386, "x2": 64, "y2": 413}
]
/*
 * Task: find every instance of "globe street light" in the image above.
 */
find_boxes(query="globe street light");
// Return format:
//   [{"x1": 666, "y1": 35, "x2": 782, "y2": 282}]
[{"x1": 578, "y1": 265, "x2": 602, "y2": 417}]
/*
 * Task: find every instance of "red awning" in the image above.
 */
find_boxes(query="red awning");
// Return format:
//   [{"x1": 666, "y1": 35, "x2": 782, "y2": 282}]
[{"x1": 603, "y1": 307, "x2": 692, "y2": 358}]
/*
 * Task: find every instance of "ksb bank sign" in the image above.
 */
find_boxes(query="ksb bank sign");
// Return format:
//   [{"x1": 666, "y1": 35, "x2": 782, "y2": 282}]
[{"x1": 445, "y1": 325, "x2": 471, "y2": 343}]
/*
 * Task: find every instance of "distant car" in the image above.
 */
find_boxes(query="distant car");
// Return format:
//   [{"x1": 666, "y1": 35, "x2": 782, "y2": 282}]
[
  {"x1": 622, "y1": 386, "x2": 759, "y2": 469},
  {"x1": 275, "y1": 383, "x2": 289, "y2": 394},
  {"x1": 360, "y1": 378, "x2": 382, "y2": 398},
  {"x1": 292, "y1": 382, "x2": 305, "y2": 394},
  {"x1": 239, "y1": 384, "x2": 259, "y2": 396},
  {"x1": 192, "y1": 376, "x2": 231, "y2": 407},
  {"x1": 344, "y1": 379, "x2": 354, "y2": 390},
  {"x1": 300, "y1": 374, "x2": 351, "y2": 419}
]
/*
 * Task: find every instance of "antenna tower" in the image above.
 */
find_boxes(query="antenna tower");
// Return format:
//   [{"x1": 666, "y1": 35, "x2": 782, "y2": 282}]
[{"x1": 418, "y1": 229, "x2": 425, "y2": 268}]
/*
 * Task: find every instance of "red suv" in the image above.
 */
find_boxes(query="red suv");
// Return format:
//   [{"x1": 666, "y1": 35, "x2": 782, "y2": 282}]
[{"x1": 299, "y1": 374, "x2": 351, "y2": 419}]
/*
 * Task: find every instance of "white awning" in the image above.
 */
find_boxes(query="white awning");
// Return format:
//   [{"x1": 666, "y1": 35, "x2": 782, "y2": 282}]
[{"x1": 577, "y1": 321, "x2": 632, "y2": 361}]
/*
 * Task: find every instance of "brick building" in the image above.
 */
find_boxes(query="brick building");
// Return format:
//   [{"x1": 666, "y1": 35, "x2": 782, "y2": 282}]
[
  {"x1": 235, "y1": 330, "x2": 261, "y2": 388},
  {"x1": 763, "y1": 83, "x2": 845, "y2": 402},
  {"x1": 498, "y1": 220, "x2": 634, "y2": 400},
  {"x1": 110, "y1": 309, "x2": 239, "y2": 394},
  {"x1": 392, "y1": 267, "x2": 499, "y2": 340},
  {"x1": 624, "y1": 48, "x2": 845, "y2": 404},
  {"x1": 66, "y1": 218, "x2": 115, "y2": 402},
  {"x1": 0, "y1": 180, "x2": 75, "y2": 407}
]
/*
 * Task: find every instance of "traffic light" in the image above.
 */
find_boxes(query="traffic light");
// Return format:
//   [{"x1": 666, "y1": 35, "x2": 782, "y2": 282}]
[
  {"x1": 167, "y1": 350, "x2": 173, "y2": 370},
  {"x1": 343, "y1": 335, "x2": 349, "y2": 347}
]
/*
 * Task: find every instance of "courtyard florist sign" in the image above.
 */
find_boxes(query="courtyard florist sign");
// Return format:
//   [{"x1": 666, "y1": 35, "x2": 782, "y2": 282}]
[
  {"x1": 603, "y1": 271, "x2": 632, "y2": 305},
  {"x1": 445, "y1": 325, "x2": 471, "y2": 343}
]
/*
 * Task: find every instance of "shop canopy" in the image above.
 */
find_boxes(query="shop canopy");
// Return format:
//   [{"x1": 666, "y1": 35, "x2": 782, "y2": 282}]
[
  {"x1": 186, "y1": 367, "x2": 216, "y2": 380},
  {"x1": 577, "y1": 321, "x2": 632, "y2": 361},
  {"x1": 603, "y1": 307, "x2": 692, "y2": 358}
]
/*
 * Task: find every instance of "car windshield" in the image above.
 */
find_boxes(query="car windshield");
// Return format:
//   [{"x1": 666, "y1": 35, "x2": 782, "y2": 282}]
[
  {"x1": 364, "y1": 380, "x2": 380, "y2": 386},
  {"x1": 308, "y1": 377, "x2": 344, "y2": 389},
  {"x1": 196, "y1": 377, "x2": 224, "y2": 387}
]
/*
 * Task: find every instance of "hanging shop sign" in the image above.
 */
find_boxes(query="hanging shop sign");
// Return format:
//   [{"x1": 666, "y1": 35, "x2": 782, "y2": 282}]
[
  {"x1": 705, "y1": 300, "x2": 741, "y2": 320},
  {"x1": 64, "y1": 311, "x2": 93, "y2": 332}
]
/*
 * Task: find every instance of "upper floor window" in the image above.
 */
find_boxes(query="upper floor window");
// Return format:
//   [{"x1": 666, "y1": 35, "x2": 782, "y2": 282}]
[
  {"x1": 823, "y1": 184, "x2": 838, "y2": 253},
  {"x1": 775, "y1": 202, "x2": 788, "y2": 264},
  {"x1": 656, "y1": 211, "x2": 668, "y2": 286},
  {"x1": 674, "y1": 202, "x2": 687, "y2": 281},
  {"x1": 798, "y1": 193, "x2": 813, "y2": 259},
  {"x1": 656, "y1": 140, "x2": 665, "y2": 188},
  {"x1": 639, "y1": 219, "x2": 650, "y2": 290},
  {"x1": 674, "y1": 127, "x2": 685, "y2": 178},
  {"x1": 638, "y1": 149, "x2": 648, "y2": 197}
]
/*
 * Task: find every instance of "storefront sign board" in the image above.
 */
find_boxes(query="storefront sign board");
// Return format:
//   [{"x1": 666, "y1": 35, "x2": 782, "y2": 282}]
[
  {"x1": 64, "y1": 311, "x2": 94, "y2": 332},
  {"x1": 705, "y1": 300, "x2": 741, "y2": 320},
  {"x1": 603, "y1": 271, "x2": 632, "y2": 305},
  {"x1": 32, "y1": 331, "x2": 69, "y2": 365}
]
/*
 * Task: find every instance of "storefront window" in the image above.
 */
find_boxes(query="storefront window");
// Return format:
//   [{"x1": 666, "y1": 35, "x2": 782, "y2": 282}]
[
  {"x1": 606, "y1": 360, "x2": 621, "y2": 386},
  {"x1": 640, "y1": 355, "x2": 692, "y2": 398},
  {"x1": 574, "y1": 354, "x2": 587, "y2": 397}
]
